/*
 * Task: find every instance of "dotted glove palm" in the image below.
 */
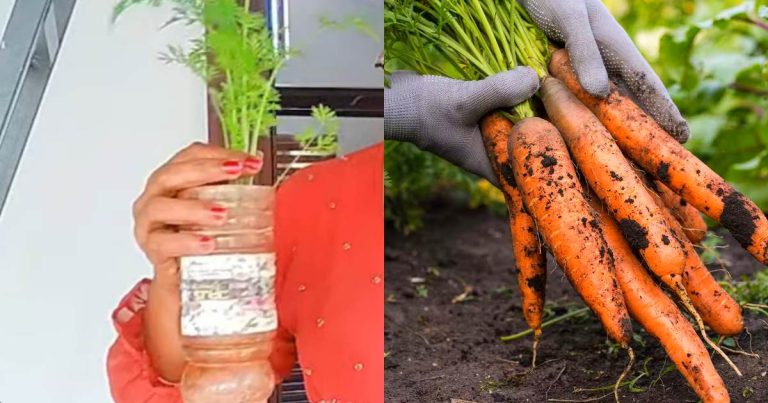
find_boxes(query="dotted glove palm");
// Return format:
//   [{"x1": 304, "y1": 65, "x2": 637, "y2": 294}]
[{"x1": 384, "y1": 67, "x2": 540, "y2": 186}]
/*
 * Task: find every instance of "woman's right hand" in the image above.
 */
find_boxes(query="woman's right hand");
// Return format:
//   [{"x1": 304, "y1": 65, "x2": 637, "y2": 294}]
[
  {"x1": 132, "y1": 142, "x2": 263, "y2": 288},
  {"x1": 132, "y1": 142, "x2": 264, "y2": 383}
]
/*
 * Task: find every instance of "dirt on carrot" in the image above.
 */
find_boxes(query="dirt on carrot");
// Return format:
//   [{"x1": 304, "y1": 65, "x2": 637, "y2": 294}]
[
  {"x1": 540, "y1": 76, "x2": 687, "y2": 282},
  {"x1": 646, "y1": 184, "x2": 744, "y2": 337},
  {"x1": 590, "y1": 198, "x2": 729, "y2": 402},
  {"x1": 653, "y1": 180, "x2": 707, "y2": 244},
  {"x1": 479, "y1": 113, "x2": 547, "y2": 362},
  {"x1": 548, "y1": 49, "x2": 768, "y2": 266},
  {"x1": 508, "y1": 117, "x2": 632, "y2": 347}
]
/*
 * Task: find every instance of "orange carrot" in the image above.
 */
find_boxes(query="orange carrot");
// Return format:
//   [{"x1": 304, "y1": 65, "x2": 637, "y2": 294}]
[
  {"x1": 590, "y1": 198, "x2": 730, "y2": 403},
  {"x1": 540, "y1": 77, "x2": 687, "y2": 288},
  {"x1": 508, "y1": 117, "x2": 632, "y2": 347},
  {"x1": 480, "y1": 113, "x2": 547, "y2": 364},
  {"x1": 654, "y1": 180, "x2": 707, "y2": 244},
  {"x1": 537, "y1": 78, "x2": 733, "y2": 373},
  {"x1": 549, "y1": 49, "x2": 768, "y2": 265},
  {"x1": 646, "y1": 183, "x2": 744, "y2": 336}
]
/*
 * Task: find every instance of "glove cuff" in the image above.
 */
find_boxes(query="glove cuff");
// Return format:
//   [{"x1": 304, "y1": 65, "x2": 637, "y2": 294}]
[{"x1": 384, "y1": 77, "x2": 420, "y2": 144}]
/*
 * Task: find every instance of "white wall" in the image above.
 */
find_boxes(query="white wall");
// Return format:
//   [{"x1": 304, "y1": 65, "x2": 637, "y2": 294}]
[
  {"x1": 0, "y1": 0, "x2": 14, "y2": 34},
  {"x1": 277, "y1": 0, "x2": 383, "y2": 87},
  {"x1": 0, "y1": 2, "x2": 205, "y2": 402}
]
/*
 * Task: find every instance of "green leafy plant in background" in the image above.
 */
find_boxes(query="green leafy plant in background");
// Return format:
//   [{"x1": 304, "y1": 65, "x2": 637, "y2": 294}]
[
  {"x1": 721, "y1": 268, "x2": 768, "y2": 317},
  {"x1": 384, "y1": 141, "x2": 476, "y2": 233},
  {"x1": 113, "y1": 0, "x2": 338, "y2": 185},
  {"x1": 612, "y1": 0, "x2": 768, "y2": 208},
  {"x1": 274, "y1": 104, "x2": 340, "y2": 184},
  {"x1": 723, "y1": 269, "x2": 768, "y2": 305}
]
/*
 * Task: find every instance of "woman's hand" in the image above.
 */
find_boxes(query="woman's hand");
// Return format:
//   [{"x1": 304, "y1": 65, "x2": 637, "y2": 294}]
[
  {"x1": 132, "y1": 142, "x2": 263, "y2": 287},
  {"x1": 384, "y1": 67, "x2": 540, "y2": 187},
  {"x1": 132, "y1": 142, "x2": 262, "y2": 383}
]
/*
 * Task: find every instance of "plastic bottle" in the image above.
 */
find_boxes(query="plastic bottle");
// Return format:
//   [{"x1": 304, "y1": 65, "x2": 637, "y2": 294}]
[{"x1": 177, "y1": 184, "x2": 277, "y2": 403}]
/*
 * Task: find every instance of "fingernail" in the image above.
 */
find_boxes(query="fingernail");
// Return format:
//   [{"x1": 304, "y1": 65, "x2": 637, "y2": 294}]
[
  {"x1": 243, "y1": 157, "x2": 263, "y2": 171},
  {"x1": 222, "y1": 160, "x2": 242, "y2": 174},
  {"x1": 199, "y1": 236, "x2": 215, "y2": 250},
  {"x1": 210, "y1": 206, "x2": 227, "y2": 221}
]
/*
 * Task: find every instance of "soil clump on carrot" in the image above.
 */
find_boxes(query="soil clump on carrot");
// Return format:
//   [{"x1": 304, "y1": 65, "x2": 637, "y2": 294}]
[
  {"x1": 721, "y1": 192, "x2": 759, "y2": 248},
  {"x1": 619, "y1": 219, "x2": 649, "y2": 251}
]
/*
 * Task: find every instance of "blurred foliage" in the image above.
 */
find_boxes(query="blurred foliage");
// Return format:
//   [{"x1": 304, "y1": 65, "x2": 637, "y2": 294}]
[
  {"x1": 384, "y1": 141, "x2": 503, "y2": 234},
  {"x1": 721, "y1": 265, "x2": 768, "y2": 315},
  {"x1": 385, "y1": 0, "x2": 768, "y2": 233}
]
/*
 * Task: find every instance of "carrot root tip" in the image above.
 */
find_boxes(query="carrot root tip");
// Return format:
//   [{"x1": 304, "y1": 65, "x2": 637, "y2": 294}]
[
  {"x1": 614, "y1": 347, "x2": 634, "y2": 403},
  {"x1": 675, "y1": 284, "x2": 744, "y2": 377},
  {"x1": 532, "y1": 329, "x2": 542, "y2": 368}
]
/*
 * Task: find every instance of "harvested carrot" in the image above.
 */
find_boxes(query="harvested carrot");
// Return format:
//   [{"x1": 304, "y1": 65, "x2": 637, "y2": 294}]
[
  {"x1": 507, "y1": 117, "x2": 632, "y2": 347},
  {"x1": 654, "y1": 180, "x2": 708, "y2": 244},
  {"x1": 590, "y1": 198, "x2": 730, "y2": 403},
  {"x1": 624, "y1": 178, "x2": 743, "y2": 374},
  {"x1": 646, "y1": 183, "x2": 744, "y2": 336},
  {"x1": 537, "y1": 78, "x2": 733, "y2": 371},
  {"x1": 549, "y1": 49, "x2": 768, "y2": 265},
  {"x1": 540, "y1": 77, "x2": 687, "y2": 286},
  {"x1": 510, "y1": 209, "x2": 547, "y2": 365},
  {"x1": 480, "y1": 113, "x2": 547, "y2": 365}
]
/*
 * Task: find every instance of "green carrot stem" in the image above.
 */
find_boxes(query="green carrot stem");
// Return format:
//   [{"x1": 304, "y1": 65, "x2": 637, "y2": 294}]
[
  {"x1": 409, "y1": 18, "x2": 493, "y2": 76},
  {"x1": 425, "y1": 0, "x2": 488, "y2": 72},
  {"x1": 499, "y1": 307, "x2": 590, "y2": 342},
  {"x1": 249, "y1": 58, "x2": 285, "y2": 156},
  {"x1": 482, "y1": 0, "x2": 514, "y2": 69},
  {"x1": 469, "y1": 0, "x2": 505, "y2": 70}
]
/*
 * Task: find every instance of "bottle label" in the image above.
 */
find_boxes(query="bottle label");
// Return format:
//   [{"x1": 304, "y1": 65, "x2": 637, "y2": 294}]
[{"x1": 180, "y1": 253, "x2": 277, "y2": 337}]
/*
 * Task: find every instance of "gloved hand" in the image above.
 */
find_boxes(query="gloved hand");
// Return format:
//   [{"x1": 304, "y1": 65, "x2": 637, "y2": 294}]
[
  {"x1": 519, "y1": 0, "x2": 690, "y2": 142},
  {"x1": 384, "y1": 67, "x2": 540, "y2": 186}
]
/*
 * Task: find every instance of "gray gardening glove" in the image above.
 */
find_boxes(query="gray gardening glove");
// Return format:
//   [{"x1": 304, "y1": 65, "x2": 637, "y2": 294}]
[
  {"x1": 519, "y1": 0, "x2": 690, "y2": 142},
  {"x1": 385, "y1": 68, "x2": 540, "y2": 187}
]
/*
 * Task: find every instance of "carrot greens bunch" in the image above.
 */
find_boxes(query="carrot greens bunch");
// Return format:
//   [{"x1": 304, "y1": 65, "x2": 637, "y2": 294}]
[
  {"x1": 113, "y1": 0, "x2": 341, "y2": 185},
  {"x1": 114, "y1": 0, "x2": 284, "y2": 159},
  {"x1": 384, "y1": 0, "x2": 548, "y2": 120}
]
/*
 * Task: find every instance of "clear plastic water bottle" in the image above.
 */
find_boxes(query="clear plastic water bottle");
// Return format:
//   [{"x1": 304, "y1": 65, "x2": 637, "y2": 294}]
[{"x1": 177, "y1": 185, "x2": 277, "y2": 403}]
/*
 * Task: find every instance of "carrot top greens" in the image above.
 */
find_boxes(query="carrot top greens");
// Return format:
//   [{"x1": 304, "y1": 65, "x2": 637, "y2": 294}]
[
  {"x1": 113, "y1": 0, "x2": 340, "y2": 186},
  {"x1": 113, "y1": 0, "x2": 285, "y2": 157},
  {"x1": 384, "y1": 0, "x2": 549, "y2": 120}
]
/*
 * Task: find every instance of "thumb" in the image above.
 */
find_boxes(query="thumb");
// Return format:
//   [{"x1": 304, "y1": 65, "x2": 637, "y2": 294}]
[{"x1": 454, "y1": 67, "x2": 540, "y2": 123}]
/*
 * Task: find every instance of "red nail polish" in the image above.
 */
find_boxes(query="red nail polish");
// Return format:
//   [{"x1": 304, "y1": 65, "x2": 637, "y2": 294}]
[
  {"x1": 222, "y1": 160, "x2": 242, "y2": 174},
  {"x1": 210, "y1": 206, "x2": 227, "y2": 214},
  {"x1": 199, "y1": 236, "x2": 215, "y2": 250},
  {"x1": 244, "y1": 157, "x2": 263, "y2": 171}
]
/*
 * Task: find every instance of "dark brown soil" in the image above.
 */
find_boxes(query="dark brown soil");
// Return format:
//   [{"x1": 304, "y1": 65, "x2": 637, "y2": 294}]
[{"x1": 385, "y1": 203, "x2": 768, "y2": 403}]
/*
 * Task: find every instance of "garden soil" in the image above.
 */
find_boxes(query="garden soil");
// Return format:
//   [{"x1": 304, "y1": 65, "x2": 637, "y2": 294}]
[{"x1": 385, "y1": 202, "x2": 768, "y2": 403}]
